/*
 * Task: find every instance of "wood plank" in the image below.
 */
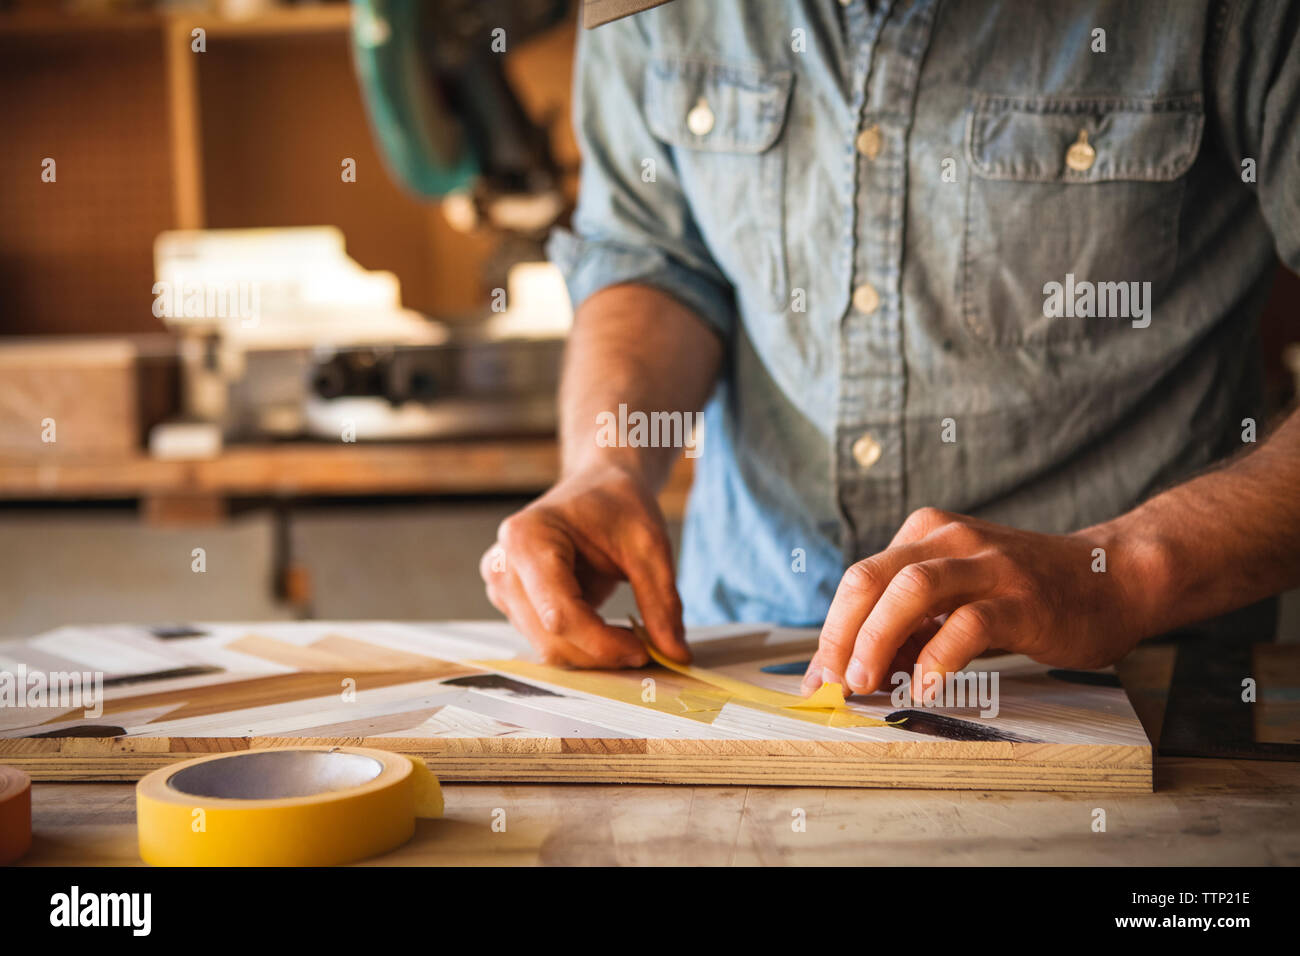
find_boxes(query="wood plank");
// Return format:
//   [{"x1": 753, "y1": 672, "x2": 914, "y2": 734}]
[
  {"x1": 0, "y1": 622, "x2": 1153, "y2": 791},
  {"x1": 0, "y1": 6, "x2": 351, "y2": 38},
  {"x1": 164, "y1": 15, "x2": 205, "y2": 230},
  {"x1": 0, "y1": 749, "x2": 1152, "y2": 791},
  {"x1": 190, "y1": 6, "x2": 353, "y2": 37},
  {"x1": 141, "y1": 493, "x2": 226, "y2": 526},
  {"x1": 0, "y1": 440, "x2": 560, "y2": 498},
  {"x1": 0, "y1": 441, "x2": 696, "y2": 519}
]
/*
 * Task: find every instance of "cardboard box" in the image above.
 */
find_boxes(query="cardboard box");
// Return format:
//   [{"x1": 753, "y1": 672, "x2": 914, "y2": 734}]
[{"x1": 0, "y1": 338, "x2": 140, "y2": 457}]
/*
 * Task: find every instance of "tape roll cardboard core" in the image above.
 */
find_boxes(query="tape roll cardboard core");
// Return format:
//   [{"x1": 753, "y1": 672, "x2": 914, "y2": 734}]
[{"x1": 167, "y1": 750, "x2": 385, "y2": 800}]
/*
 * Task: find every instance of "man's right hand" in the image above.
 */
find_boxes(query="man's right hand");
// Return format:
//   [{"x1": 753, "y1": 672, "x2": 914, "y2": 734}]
[{"x1": 479, "y1": 462, "x2": 690, "y2": 668}]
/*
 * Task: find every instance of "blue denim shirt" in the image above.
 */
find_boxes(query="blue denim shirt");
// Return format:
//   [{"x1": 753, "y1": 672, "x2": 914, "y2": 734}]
[{"x1": 547, "y1": 0, "x2": 1300, "y2": 627}]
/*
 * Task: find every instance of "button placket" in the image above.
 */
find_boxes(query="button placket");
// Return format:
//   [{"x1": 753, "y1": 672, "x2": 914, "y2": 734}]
[{"x1": 835, "y1": 0, "x2": 936, "y2": 561}]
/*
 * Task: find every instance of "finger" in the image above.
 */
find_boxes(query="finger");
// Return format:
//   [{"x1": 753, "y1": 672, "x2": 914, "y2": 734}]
[
  {"x1": 489, "y1": 563, "x2": 605, "y2": 668},
  {"x1": 879, "y1": 619, "x2": 942, "y2": 693},
  {"x1": 485, "y1": 529, "x2": 621, "y2": 668},
  {"x1": 504, "y1": 523, "x2": 648, "y2": 667},
  {"x1": 516, "y1": 554, "x2": 648, "y2": 666},
  {"x1": 889, "y1": 506, "x2": 953, "y2": 548},
  {"x1": 910, "y1": 600, "x2": 1004, "y2": 703},
  {"x1": 621, "y1": 525, "x2": 690, "y2": 664},
  {"x1": 805, "y1": 545, "x2": 928, "y2": 694},
  {"x1": 843, "y1": 558, "x2": 996, "y2": 694},
  {"x1": 479, "y1": 544, "x2": 507, "y2": 583},
  {"x1": 480, "y1": 545, "x2": 516, "y2": 620}
]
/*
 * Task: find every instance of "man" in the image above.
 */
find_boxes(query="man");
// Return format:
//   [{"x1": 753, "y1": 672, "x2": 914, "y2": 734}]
[{"x1": 480, "y1": 0, "x2": 1300, "y2": 701}]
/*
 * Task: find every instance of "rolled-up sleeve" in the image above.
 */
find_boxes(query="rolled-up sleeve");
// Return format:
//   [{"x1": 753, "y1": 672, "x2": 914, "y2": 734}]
[
  {"x1": 546, "y1": 18, "x2": 736, "y2": 339},
  {"x1": 1212, "y1": 0, "x2": 1300, "y2": 271}
]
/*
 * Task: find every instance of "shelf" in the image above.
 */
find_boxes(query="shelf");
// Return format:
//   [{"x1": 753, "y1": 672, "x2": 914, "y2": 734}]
[
  {"x1": 191, "y1": 4, "x2": 353, "y2": 37},
  {"x1": 0, "y1": 439, "x2": 696, "y2": 519},
  {"x1": 0, "y1": 439, "x2": 560, "y2": 499},
  {"x1": 0, "y1": 4, "x2": 352, "y2": 38}
]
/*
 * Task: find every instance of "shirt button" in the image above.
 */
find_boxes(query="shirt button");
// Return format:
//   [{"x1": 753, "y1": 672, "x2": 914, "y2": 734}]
[
  {"x1": 1066, "y1": 129, "x2": 1096, "y2": 172},
  {"x1": 856, "y1": 124, "x2": 883, "y2": 160},
  {"x1": 851, "y1": 433, "x2": 882, "y2": 470},
  {"x1": 852, "y1": 282, "x2": 880, "y2": 314},
  {"x1": 686, "y1": 98, "x2": 715, "y2": 136}
]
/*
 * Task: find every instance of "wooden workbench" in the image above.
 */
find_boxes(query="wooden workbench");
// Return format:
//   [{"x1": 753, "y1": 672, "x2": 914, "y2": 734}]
[
  {"x1": 13, "y1": 641, "x2": 1297, "y2": 865},
  {"x1": 15, "y1": 756, "x2": 1299, "y2": 865}
]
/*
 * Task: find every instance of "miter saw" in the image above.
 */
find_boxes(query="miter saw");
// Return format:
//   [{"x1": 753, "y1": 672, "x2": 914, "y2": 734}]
[
  {"x1": 316, "y1": 0, "x2": 575, "y2": 441},
  {"x1": 352, "y1": 0, "x2": 570, "y2": 246},
  {"x1": 313, "y1": 0, "x2": 575, "y2": 441},
  {"x1": 156, "y1": 0, "x2": 576, "y2": 447}
]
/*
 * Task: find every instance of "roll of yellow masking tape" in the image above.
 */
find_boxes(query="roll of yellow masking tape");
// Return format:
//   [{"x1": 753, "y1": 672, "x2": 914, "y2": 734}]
[
  {"x1": 0, "y1": 765, "x2": 32, "y2": 865},
  {"x1": 136, "y1": 746, "x2": 443, "y2": 867}
]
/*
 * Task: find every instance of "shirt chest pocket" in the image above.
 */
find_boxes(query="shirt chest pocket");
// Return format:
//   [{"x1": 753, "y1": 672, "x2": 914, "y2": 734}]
[
  {"x1": 644, "y1": 56, "x2": 793, "y2": 313},
  {"x1": 961, "y1": 94, "x2": 1203, "y2": 348}
]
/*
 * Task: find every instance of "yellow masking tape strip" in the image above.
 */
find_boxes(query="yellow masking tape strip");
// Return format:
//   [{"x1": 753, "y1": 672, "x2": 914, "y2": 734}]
[
  {"x1": 630, "y1": 620, "x2": 897, "y2": 727},
  {"x1": 480, "y1": 657, "x2": 727, "y2": 724},
  {"x1": 676, "y1": 688, "x2": 731, "y2": 713},
  {"x1": 136, "y1": 746, "x2": 442, "y2": 867}
]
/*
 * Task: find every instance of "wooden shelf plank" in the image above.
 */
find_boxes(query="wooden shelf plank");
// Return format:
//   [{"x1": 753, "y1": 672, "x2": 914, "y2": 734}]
[
  {"x1": 194, "y1": 5, "x2": 353, "y2": 36},
  {"x1": 0, "y1": 5, "x2": 352, "y2": 37},
  {"x1": 0, "y1": 439, "x2": 696, "y2": 519},
  {"x1": 0, "y1": 440, "x2": 561, "y2": 499}
]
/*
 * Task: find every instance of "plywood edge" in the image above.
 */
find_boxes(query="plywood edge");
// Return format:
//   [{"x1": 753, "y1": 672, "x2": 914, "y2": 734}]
[
  {"x1": 3, "y1": 751, "x2": 1154, "y2": 791},
  {"x1": 2, "y1": 736, "x2": 1153, "y2": 791},
  {"x1": 0, "y1": 735, "x2": 1150, "y2": 764},
  {"x1": 422, "y1": 754, "x2": 1153, "y2": 791}
]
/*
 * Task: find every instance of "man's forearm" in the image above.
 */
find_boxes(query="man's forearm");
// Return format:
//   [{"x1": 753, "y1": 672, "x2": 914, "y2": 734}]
[
  {"x1": 1088, "y1": 409, "x2": 1300, "y2": 639},
  {"x1": 560, "y1": 284, "x2": 723, "y2": 491}
]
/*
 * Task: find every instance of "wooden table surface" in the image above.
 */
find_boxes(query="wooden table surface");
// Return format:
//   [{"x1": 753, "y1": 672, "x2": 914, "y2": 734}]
[{"x1": 17, "y1": 756, "x2": 1300, "y2": 866}]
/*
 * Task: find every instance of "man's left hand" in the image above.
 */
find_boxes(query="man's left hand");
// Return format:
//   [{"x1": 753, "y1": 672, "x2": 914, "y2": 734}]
[{"x1": 803, "y1": 507, "x2": 1158, "y2": 700}]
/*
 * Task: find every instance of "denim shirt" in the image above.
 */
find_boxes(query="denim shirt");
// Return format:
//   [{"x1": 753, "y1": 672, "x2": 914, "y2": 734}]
[{"x1": 546, "y1": 0, "x2": 1300, "y2": 627}]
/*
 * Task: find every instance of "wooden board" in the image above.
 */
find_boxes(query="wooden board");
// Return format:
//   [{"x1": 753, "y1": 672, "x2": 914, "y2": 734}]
[
  {"x1": 0, "y1": 441, "x2": 696, "y2": 519},
  {"x1": 0, "y1": 622, "x2": 1152, "y2": 791}
]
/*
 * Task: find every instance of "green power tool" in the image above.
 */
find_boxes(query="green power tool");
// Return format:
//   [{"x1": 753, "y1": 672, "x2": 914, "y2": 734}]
[{"x1": 350, "y1": 0, "x2": 570, "y2": 235}]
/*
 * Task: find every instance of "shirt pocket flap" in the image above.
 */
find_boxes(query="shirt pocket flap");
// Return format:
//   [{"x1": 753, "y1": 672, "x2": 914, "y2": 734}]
[
  {"x1": 966, "y1": 94, "x2": 1204, "y2": 183},
  {"x1": 644, "y1": 56, "x2": 793, "y2": 154}
]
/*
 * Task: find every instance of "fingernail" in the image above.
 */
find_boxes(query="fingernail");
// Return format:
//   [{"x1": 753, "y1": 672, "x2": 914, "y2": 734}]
[
  {"x1": 621, "y1": 653, "x2": 648, "y2": 668},
  {"x1": 821, "y1": 666, "x2": 843, "y2": 687},
  {"x1": 800, "y1": 665, "x2": 822, "y2": 695},
  {"x1": 540, "y1": 607, "x2": 561, "y2": 633},
  {"x1": 845, "y1": 659, "x2": 867, "y2": 691}
]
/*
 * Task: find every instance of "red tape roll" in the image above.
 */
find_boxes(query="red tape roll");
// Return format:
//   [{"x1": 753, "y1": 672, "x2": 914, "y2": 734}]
[{"x1": 0, "y1": 765, "x2": 32, "y2": 864}]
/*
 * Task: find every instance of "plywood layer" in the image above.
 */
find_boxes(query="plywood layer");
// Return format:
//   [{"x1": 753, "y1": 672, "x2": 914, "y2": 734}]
[{"x1": 0, "y1": 621, "x2": 1152, "y2": 791}]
